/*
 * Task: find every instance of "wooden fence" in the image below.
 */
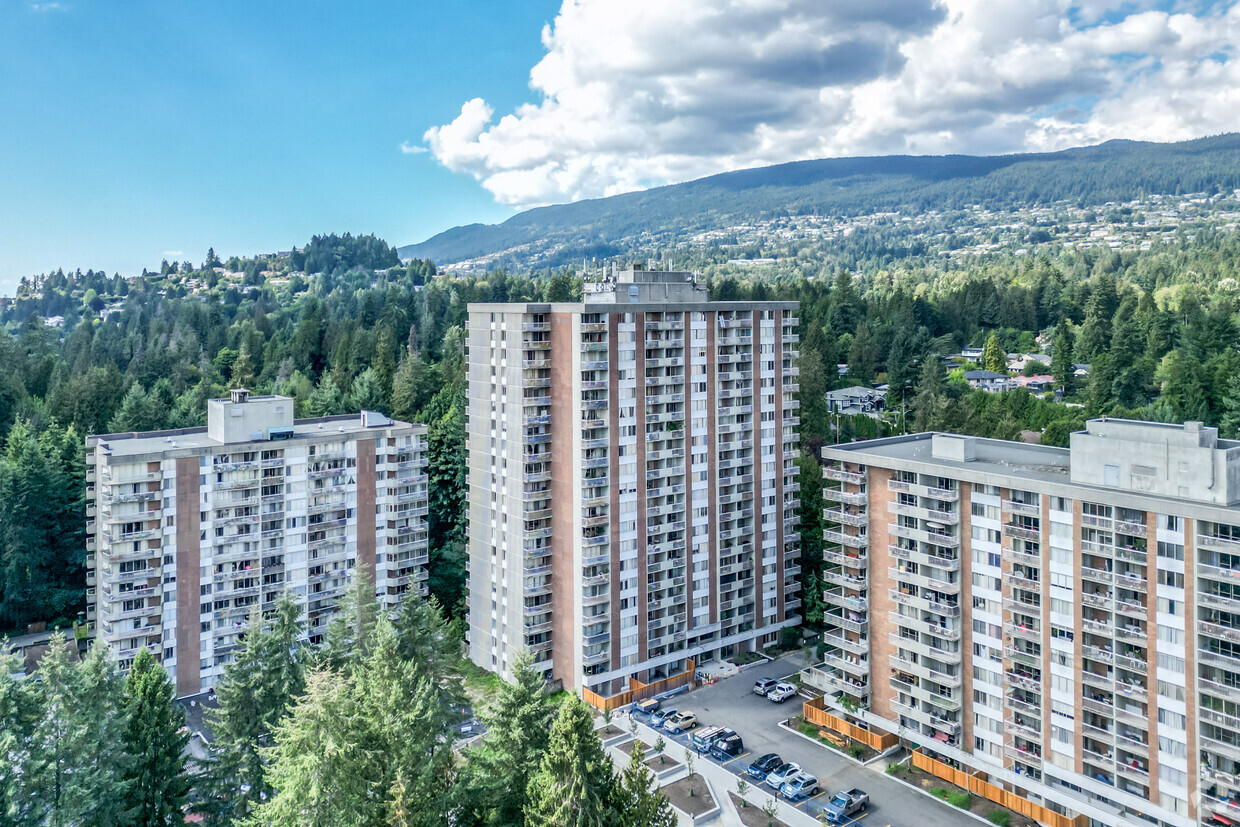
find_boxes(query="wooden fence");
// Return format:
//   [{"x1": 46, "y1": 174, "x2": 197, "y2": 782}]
[
  {"x1": 802, "y1": 695, "x2": 898, "y2": 751},
  {"x1": 582, "y1": 660, "x2": 696, "y2": 712},
  {"x1": 911, "y1": 748, "x2": 1089, "y2": 827}
]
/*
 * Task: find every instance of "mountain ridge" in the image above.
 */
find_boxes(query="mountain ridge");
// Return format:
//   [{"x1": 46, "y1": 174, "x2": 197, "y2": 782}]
[{"x1": 399, "y1": 133, "x2": 1240, "y2": 267}]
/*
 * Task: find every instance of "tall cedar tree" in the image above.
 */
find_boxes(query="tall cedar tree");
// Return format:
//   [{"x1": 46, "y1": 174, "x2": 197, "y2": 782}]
[
  {"x1": 457, "y1": 653, "x2": 556, "y2": 827},
  {"x1": 524, "y1": 696, "x2": 617, "y2": 827},
  {"x1": 202, "y1": 591, "x2": 305, "y2": 822},
  {"x1": 122, "y1": 647, "x2": 191, "y2": 825}
]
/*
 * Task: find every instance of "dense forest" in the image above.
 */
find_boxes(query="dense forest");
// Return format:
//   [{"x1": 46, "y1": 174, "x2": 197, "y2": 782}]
[
  {"x1": 5, "y1": 227, "x2": 1240, "y2": 645},
  {"x1": 401, "y1": 133, "x2": 1240, "y2": 266},
  {"x1": 0, "y1": 576, "x2": 676, "y2": 826}
]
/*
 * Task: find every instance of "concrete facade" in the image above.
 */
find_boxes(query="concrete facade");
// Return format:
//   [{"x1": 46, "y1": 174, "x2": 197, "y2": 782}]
[
  {"x1": 465, "y1": 266, "x2": 803, "y2": 695},
  {"x1": 809, "y1": 419, "x2": 1240, "y2": 827},
  {"x1": 86, "y1": 392, "x2": 428, "y2": 695}
]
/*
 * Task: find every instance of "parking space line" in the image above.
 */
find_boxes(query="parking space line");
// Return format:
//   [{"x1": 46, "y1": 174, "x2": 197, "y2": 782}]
[{"x1": 723, "y1": 751, "x2": 750, "y2": 764}]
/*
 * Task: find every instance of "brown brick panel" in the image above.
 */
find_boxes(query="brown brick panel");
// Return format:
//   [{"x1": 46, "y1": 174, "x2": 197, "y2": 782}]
[
  {"x1": 774, "y1": 309, "x2": 785, "y2": 621},
  {"x1": 1184, "y1": 517, "x2": 1198, "y2": 821},
  {"x1": 1072, "y1": 498, "x2": 1084, "y2": 777},
  {"x1": 356, "y1": 438, "x2": 377, "y2": 583},
  {"x1": 549, "y1": 312, "x2": 576, "y2": 686},
  {"x1": 608, "y1": 315, "x2": 622, "y2": 674},
  {"x1": 174, "y1": 457, "x2": 201, "y2": 696},
  {"x1": 706, "y1": 314, "x2": 718, "y2": 625},
  {"x1": 752, "y1": 309, "x2": 763, "y2": 633},
  {"x1": 869, "y1": 467, "x2": 897, "y2": 723},
  {"x1": 636, "y1": 312, "x2": 648, "y2": 665}
]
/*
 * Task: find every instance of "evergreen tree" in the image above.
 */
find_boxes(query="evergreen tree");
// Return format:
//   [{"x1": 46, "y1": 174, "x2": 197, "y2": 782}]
[
  {"x1": 457, "y1": 653, "x2": 556, "y2": 827},
  {"x1": 349, "y1": 367, "x2": 388, "y2": 413},
  {"x1": 75, "y1": 643, "x2": 133, "y2": 827},
  {"x1": 524, "y1": 696, "x2": 617, "y2": 827},
  {"x1": 613, "y1": 742, "x2": 676, "y2": 827},
  {"x1": 122, "y1": 647, "x2": 191, "y2": 826},
  {"x1": 246, "y1": 668, "x2": 372, "y2": 827},
  {"x1": 911, "y1": 357, "x2": 944, "y2": 433},
  {"x1": 982, "y1": 331, "x2": 1006, "y2": 374},
  {"x1": 1050, "y1": 322, "x2": 1075, "y2": 394},
  {"x1": 306, "y1": 370, "x2": 349, "y2": 417},
  {"x1": 391, "y1": 352, "x2": 437, "y2": 422},
  {"x1": 229, "y1": 342, "x2": 257, "y2": 390},
  {"x1": 0, "y1": 643, "x2": 37, "y2": 823},
  {"x1": 845, "y1": 322, "x2": 876, "y2": 386},
  {"x1": 1109, "y1": 298, "x2": 1148, "y2": 408},
  {"x1": 1222, "y1": 371, "x2": 1240, "y2": 439}
]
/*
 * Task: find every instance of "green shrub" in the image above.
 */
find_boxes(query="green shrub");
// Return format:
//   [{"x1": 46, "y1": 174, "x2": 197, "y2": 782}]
[
  {"x1": 948, "y1": 791, "x2": 972, "y2": 809},
  {"x1": 849, "y1": 744, "x2": 866, "y2": 759},
  {"x1": 930, "y1": 788, "x2": 949, "y2": 801},
  {"x1": 987, "y1": 811, "x2": 1010, "y2": 827}
]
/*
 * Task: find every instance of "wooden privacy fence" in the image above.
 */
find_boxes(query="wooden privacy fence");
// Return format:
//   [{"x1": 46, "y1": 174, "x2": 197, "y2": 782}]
[
  {"x1": 582, "y1": 660, "x2": 696, "y2": 712},
  {"x1": 802, "y1": 695, "x2": 898, "y2": 751},
  {"x1": 911, "y1": 748, "x2": 1089, "y2": 827}
]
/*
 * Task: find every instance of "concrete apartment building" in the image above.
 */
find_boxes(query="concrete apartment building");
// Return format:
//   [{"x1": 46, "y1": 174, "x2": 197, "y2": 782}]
[
  {"x1": 809, "y1": 418, "x2": 1240, "y2": 827},
  {"x1": 86, "y1": 390, "x2": 428, "y2": 696},
  {"x1": 465, "y1": 266, "x2": 802, "y2": 697}
]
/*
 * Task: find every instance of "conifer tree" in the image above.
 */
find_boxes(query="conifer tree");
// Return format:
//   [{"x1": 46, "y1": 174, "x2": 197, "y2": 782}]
[
  {"x1": 122, "y1": 647, "x2": 191, "y2": 825},
  {"x1": 74, "y1": 643, "x2": 133, "y2": 827},
  {"x1": 457, "y1": 653, "x2": 555, "y2": 827},
  {"x1": 982, "y1": 331, "x2": 1006, "y2": 374},
  {"x1": 524, "y1": 696, "x2": 617, "y2": 827},
  {"x1": 614, "y1": 742, "x2": 676, "y2": 827}
]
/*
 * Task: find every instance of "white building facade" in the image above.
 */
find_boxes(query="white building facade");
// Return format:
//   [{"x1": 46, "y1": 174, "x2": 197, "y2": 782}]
[
  {"x1": 86, "y1": 390, "x2": 428, "y2": 696},
  {"x1": 466, "y1": 267, "x2": 803, "y2": 697}
]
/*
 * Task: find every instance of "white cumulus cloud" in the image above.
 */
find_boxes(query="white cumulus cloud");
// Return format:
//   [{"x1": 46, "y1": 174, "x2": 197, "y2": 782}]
[{"x1": 417, "y1": 0, "x2": 1240, "y2": 209}]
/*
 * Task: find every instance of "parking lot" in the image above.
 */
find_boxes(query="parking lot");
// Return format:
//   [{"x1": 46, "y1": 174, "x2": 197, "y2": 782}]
[{"x1": 633, "y1": 656, "x2": 975, "y2": 827}]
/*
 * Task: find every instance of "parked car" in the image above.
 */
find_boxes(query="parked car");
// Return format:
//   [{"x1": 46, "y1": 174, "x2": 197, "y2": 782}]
[
  {"x1": 665, "y1": 711, "x2": 698, "y2": 732},
  {"x1": 780, "y1": 772, "x2": 821, "y2": 801},
  {"x1": 650, "y1": 707, "x2": 676, "y2": 729},
  {"x1": 709, "y1": 734, "x2": 745, "y2": 761},
  {"x1": 635, "y1": 698, "x2": 660, "y2": 715},
  {"x1": 691, "y1": 725, "x2": 729, "y2": 753},
  {"x1": 766, "y1": 682, "x2": 798, "y2": 703},
  {"x1": 763, "y1": 761, "x2": 801, "y2": 790},
  {"x1": 753, "y1": 678, "x2": 778, "y2": 696},
  {"x1": 821, "y1": 788, "x2": 869, "y2": 824},
  {"x1": 746, "y1": 753, "x2": 783, "y2": 781}
]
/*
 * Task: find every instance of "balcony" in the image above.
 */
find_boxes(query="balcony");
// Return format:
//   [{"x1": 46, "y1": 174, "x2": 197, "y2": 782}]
[
  {"x1": 887, "y1": 522, "x2": 959, "y2": 549},
  {"x1": 823, "y1": 507, "x2": 867, "y2": 528},
  {"x1": 887, "y1": 478, "x2": 958, "y2": 501},
  {"x1": 824, "y1": 589, "x2": 867, "y2": 612},
  {"x1": 1001, "y1": 500, "x2": 1041, "y2": 518},
  {"x1": 823, "y1": 528, "x2": 868, "y2": 549},
  {"x1": 1002, "y1": 523, "x2": 1040, "y2": 542},
  {"x1": 822, "y1": 466, "x2": 865, "y2": 485},
  {"x1": 823, "y1": 488, "x2": 867, "y2": 507}
]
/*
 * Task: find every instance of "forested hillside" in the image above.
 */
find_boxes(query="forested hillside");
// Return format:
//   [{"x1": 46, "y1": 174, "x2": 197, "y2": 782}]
[
  {"x1": 400, "y1": 133, "x2": 1240, "y2": 266},
  {"x1": 4, "y1": 227, "x2": 1240, "y2": 643}
]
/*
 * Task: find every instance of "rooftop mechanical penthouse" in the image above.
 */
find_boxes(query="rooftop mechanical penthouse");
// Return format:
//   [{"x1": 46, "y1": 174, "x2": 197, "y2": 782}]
[
  {"x1": 466, "y1": 266, "x2": 802, "y2": 698},
  {"x1": 812, "y1": 418, "x2": 1240, "y2": 827},
  {"x1": 86, "y1": 389, "x2": 428, "y2": 696}
]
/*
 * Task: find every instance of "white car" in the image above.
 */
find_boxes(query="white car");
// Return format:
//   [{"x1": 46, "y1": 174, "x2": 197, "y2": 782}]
[
  {"x1": 766, "y1": 682, "x2": 798, "y2": 703},
  {"x1": 763, "y1": 761, "x2": 801, "y2": 790}
]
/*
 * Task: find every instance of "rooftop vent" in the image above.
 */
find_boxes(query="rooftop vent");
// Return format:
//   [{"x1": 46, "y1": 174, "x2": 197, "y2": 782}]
[{"x1": 230, "y1": 388, "x2": 250, "y2": 404}]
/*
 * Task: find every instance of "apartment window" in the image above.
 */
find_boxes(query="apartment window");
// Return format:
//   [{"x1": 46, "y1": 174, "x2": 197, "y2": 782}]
[
  {"x1": 1051, "y1": 497, "x2": 1072, "y2": 512},
  {"x1": 971, "y1": 526, "x2": 1000, "y2": 544},
  {"x1": 1161, "y1": 515, "x2": 1182, "y2": 532},
  {"x1": 1050, "y1": 597, "x2": 1072, "y2": 616},
  {"x1": 1157, "y1": 652, "x2": 1185, "y2": 673},
  {"x1": 1158, "y1": 736, "x2": 1187, "y2": 758},
  {"x1": 1156, "y1": 541, "x2": 1184, "y2": 560},
  {"x1": 1157, "y1": 708, "x2": 1186, "y2": 729},
  {"x1": 1157, "y1": 680, "x2": 1186, "y2": 702},
  {"x1": 1158, "y1": 570, "x2": 1184, "y2": 589},
  {"x1": 1050, "y1": 626, "x2": 1074, "y2": 642},
  {"x1": 1157, "y1": 597, "x2": 1181, "y2": 616},
  {"x1": 1051, "y1": 725, "x2": 1073, "y2": 745}
]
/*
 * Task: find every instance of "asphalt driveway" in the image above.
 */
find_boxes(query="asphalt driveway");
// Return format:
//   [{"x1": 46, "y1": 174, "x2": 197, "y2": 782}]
[{"x1": 639, "y1": 654, "x2": 975, "y2": 827}]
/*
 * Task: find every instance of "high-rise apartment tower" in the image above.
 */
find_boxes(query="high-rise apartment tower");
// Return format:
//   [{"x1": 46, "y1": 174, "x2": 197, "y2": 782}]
[
  {"x1": 811, "y1": 419, "x2": 1240, "y2": 827},
  {"x1": 86, "y1": 390, "x2": 428, "y2": 696},
  {"x1": 466, "y1": 266, "x2": 802, "y2": 697}
]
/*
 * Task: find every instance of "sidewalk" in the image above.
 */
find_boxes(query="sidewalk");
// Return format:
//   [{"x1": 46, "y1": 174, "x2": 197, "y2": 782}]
[{"x1": 606, "y1": 714, "x2": 821, "y2": 827}]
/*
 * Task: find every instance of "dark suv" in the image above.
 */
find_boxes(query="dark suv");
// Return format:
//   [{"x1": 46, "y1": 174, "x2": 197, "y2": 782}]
[{"x1": 709, "y1": 734, "x2": 745, "y2": 761}]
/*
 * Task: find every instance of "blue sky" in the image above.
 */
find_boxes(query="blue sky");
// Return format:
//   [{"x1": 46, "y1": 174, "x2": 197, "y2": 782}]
[
  {"x1": 2, "y1": 0, "x2": 1237, "y2": 293},
  {"x1": 0, "y1": 0, "x2": 558, "y2": 291}
]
